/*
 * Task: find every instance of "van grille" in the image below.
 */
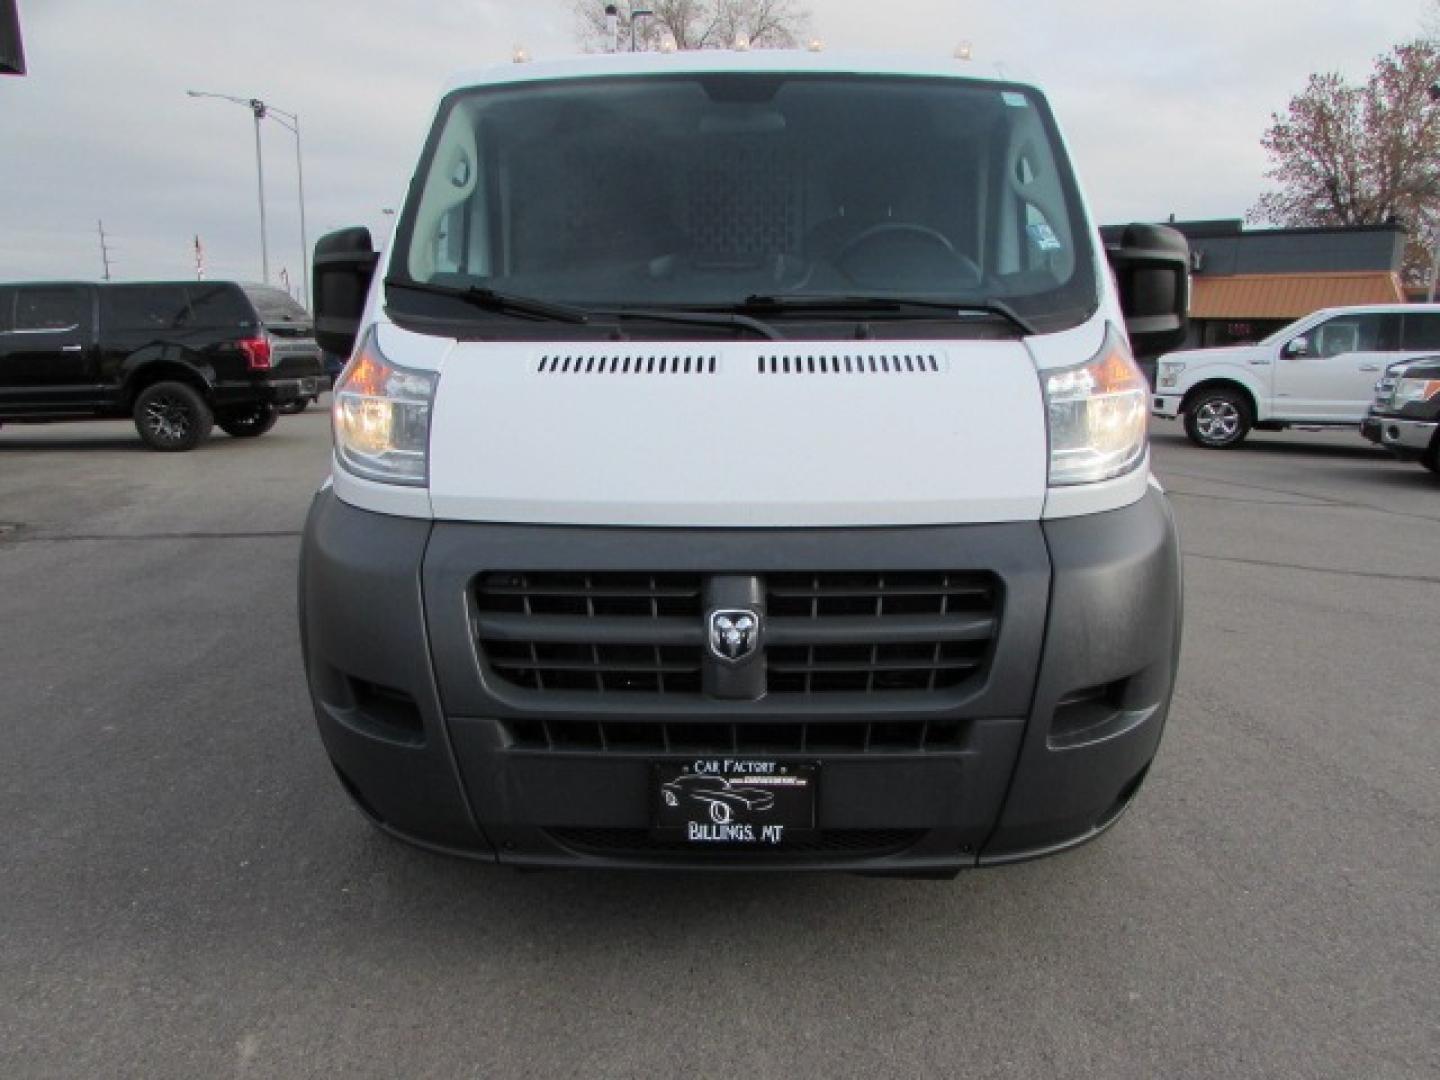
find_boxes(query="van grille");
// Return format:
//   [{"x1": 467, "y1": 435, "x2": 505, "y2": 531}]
[
  {"x1": 476, "y1": 573, "x2": 704, "y2": 694},
  {"x1": 502, "y1": 718, "x2": 967, "y2": 753},
  {"x1": 765, "y1": 572, "x2": 994, "y2": 693},
  {"x1": 474, "y1": 571, "x2": 999, "y2": 699}
]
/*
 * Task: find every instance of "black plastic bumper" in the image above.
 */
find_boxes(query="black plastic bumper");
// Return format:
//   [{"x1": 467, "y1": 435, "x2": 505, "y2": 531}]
[
  {"x1": 298, "y1": 488, "x2": 1182, "y2": 873},
  {"x1": 211, "y1": 378, "x2": 305, "y2": 408}
]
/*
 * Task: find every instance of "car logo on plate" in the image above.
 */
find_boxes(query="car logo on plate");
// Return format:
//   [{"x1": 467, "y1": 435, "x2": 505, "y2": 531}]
[{"x1": 708, "y1": 609, "x2": 760, "y2": 662}]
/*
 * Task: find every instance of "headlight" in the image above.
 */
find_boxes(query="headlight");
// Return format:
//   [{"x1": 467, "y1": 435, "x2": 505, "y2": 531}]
[
  {"x1": 1392, "y1": 377, "x2": 1440, "y2": 407},
  {"x1": 1044, "y1": 325, "x2": 1148, "y2": 486},
  {"x1": 331, "y1": 330, "x2": 438, "y2": 486},
  {"x1": 1157, "y1": 360, "x2": 1185, "y2": 388}
]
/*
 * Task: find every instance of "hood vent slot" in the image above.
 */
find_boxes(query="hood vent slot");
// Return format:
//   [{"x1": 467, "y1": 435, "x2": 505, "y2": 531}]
[
  {"x1": 538, "y1": 354, "x2": 718, "y2": 375},
  {"x1": 758, "y1": 353, "x2": 943, "y2": 376}
]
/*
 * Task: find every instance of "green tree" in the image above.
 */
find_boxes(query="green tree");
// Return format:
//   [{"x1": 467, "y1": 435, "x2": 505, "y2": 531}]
[{"x1": 1250, "y1": 42, "x2": 1440, "y2": 286}]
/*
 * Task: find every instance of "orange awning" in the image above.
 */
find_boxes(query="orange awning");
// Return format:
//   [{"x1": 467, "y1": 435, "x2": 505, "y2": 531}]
[{"x1": 1190, "y1": 272, "x2": 1405, "y2": 320}]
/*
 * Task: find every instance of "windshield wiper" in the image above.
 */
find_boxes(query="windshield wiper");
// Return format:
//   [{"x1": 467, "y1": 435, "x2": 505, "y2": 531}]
[
  {"x1": 594, "y1": 307, "x2": 785, "y2": 342},
  {"x1": 384, "y1": 282, "x2": 785, "y2": 339},
  {"x1": 385, "y1": 279, "x2": 590, "y2": 324},
  {"x1": 739, "y1": 294, "x2": 1038, "y2": 336}
]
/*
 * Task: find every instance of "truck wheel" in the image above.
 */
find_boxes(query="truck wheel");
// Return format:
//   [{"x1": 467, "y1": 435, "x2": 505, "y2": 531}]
[
  {"x1": 133, "y1": 381, "x2": 213, "y2": 452},
  {"x1": 1422, "y1": 439, "x2": 1439, "y2": 475},
  {"x1": 1183, "y1": 389, "x2": 1252, "y2": 448},
  {"x1": 279, "y1": 398, "x2": 309, "y2": 415},
  {"x1": 218, "y1": 403, "x2": 279, "y2": 438}
]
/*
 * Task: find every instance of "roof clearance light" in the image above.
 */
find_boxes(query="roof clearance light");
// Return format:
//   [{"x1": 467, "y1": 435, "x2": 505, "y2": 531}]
[
  {"x1": 733, "y1": 33, "x2": 751, "y2": 52},
  {"x1": 954, "y1": 41, "x2": 973, "y2": 61}
]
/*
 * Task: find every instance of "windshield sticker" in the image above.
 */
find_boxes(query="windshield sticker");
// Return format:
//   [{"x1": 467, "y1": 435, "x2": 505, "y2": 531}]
[
  {"x1": 1027, "y1": 220, "x2": 1062, "y2": 251},
  {"x1": 1002, "y1": 91, "x2": 1028, "y2": 108}
]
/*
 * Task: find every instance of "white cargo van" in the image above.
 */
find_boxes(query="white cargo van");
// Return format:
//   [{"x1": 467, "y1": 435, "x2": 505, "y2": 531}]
[
  {"x1": 1153, "y1": 304, "x2": 1440, "y2": 447},
  {"x1": 300, "y1": 51, "x2": 1190, "y2": 875}
]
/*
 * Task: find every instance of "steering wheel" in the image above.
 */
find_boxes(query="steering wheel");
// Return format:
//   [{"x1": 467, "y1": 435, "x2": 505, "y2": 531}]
[{"x1": 836, "y1": 222, "x2": 956, "y2": 262}]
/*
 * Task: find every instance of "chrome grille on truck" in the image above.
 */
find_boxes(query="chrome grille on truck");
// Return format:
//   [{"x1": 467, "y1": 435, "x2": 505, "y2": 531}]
[{"x1": 474, "y1": 571, "x2": 999, "y2": 699}]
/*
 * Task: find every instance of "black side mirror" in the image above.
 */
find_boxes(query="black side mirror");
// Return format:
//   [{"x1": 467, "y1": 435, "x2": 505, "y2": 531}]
[
  {"x1": 1282, "y1": 337, "x2": 1310, "y2": 358},
  {"x1": 1, "y1": 0, "x2": 27, "y2": 76},
  {"x1": 1104, "y1": 223, "x2": 1190, "y2": 358},
  {"x1": 313, "y1": 227, "x2": 379, "y2": 357}
]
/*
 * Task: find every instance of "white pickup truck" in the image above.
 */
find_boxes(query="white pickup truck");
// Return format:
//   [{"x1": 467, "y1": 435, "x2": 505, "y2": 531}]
[{"x1": 1152, "y1": 304, "x2": 1440, "y2": 447}]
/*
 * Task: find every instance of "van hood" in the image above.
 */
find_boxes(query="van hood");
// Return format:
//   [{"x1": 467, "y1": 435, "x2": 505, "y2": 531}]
[{"x1": 424, "y1": 339, "x2": 1049, "y2": 527}]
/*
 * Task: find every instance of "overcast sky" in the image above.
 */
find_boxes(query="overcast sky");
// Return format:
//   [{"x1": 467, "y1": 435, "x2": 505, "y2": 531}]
[{"x1": 0, "y1": 0, "x2": 1429, "y2": 288}]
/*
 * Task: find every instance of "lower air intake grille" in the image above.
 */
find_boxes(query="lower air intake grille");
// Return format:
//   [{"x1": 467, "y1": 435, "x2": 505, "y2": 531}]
[{"x1": 503, "y1": 718, "x2": 967, "y2": 753}]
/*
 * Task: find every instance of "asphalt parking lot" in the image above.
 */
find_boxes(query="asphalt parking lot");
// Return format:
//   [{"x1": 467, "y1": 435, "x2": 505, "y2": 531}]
[{"x1": 1, "y1": 412, "x2": 1436, "y2": 1079}]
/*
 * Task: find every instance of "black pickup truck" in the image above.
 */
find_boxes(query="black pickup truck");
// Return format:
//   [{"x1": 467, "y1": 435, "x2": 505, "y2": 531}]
[
  {"x1": 1362, "y1": 356, "x2": 1440, "y2": 476},
  {"x1": 0, "y1": 280, "x2": 325, "y2": 450}
]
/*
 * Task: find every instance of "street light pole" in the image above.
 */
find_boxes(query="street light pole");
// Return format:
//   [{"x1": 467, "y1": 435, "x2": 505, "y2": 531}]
[
  {"x1": 187, "y1": 90, "x2": 309, "y2": 301},
  {"x1": 265, "y1": 106, "x2": 309, "y2": 306},
  {"x1": 249, "y1": 101, "x2": 270, "y2": 284}
]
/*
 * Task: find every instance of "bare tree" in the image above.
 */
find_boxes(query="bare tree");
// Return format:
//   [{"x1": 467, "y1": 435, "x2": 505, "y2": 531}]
[
  {"x1": 572, "y1": 0, "x2": 811, "y2": 53},
  {"x1": 1250, "y1": 42, "x2": 1440, "y2": 285}
]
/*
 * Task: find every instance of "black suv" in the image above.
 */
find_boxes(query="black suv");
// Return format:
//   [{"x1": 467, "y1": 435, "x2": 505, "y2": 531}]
[
  {"x1": 0, "y1": 281, "x2": 325, "y2": 450},
  {"x1": 1362, "y1": 356, "x2": 1440, "y2": 475}
]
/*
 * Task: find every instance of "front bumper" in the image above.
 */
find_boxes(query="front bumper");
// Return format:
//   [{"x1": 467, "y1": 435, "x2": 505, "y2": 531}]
[
  {"x1": 1361, "y1": 414, "x2": 1383, "y2": 446},
  {"x1": 298, "y1": 489, "x2": 1182, "y2": 873},
  {"x1": 1152, "y1": 393, "x2": 1182, "y2": 419},
  {"x1": 1378, "y1": 416, "x2": 1437, "y2": 457}
]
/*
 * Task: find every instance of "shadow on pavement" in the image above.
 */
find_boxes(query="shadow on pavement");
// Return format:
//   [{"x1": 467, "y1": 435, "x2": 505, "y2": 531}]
[
  {"x1": 0, "y1": 431, "x2": 148, "y2": 453},
  {"x1": 1150, "y1": 430, "x2": 1390, "y2": 462}
]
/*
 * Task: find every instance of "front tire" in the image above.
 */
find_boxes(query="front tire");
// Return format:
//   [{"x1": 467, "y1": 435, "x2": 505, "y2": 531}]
[
  {"x1": 133, "y1": 381, "x2": 213, "y2": 452},
  {"x1": 1184, "y1": 388, "x2": 1252, "y2": 448},
  {"x1": 218, "y1": 403, "x2": 279, "y2": 438},
  {"x1": 1422, "y1": 438, "x2": 1439, "y2": 475}
]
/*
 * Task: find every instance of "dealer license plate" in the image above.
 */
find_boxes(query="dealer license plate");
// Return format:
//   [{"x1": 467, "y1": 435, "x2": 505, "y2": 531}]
[{"x1": 653, "y1": 760, "x2": 817, "y2": 845}]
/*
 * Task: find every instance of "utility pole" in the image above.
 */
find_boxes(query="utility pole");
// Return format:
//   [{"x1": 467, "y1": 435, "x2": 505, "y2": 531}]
[
  {"x1": 97, "y1": 220, "x2": 112, "y2": 281},
  {"x1": 194, "y1": 235, "x2": 205, "y2": 281}
]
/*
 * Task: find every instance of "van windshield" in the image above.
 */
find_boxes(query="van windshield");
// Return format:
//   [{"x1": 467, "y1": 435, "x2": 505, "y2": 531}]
[{"x1": 390, "y1": 74, "x2": 1097, "y2": 334}]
